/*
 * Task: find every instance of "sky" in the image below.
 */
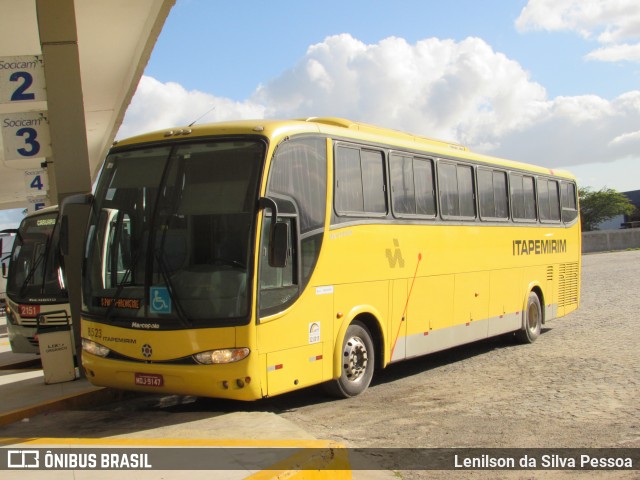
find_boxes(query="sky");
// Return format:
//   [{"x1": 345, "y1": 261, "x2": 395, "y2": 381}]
[{"x1": 1, "y1": 0, "x2": 639, "y2": 230}]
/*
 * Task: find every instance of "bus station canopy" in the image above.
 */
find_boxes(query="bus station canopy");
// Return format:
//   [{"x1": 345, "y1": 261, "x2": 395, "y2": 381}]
[{"x1": 0, "y1": 0, "x2": 174, "y2": 211}]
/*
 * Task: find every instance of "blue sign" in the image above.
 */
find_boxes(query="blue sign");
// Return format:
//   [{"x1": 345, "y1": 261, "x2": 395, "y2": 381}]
[{"x1": 150, "y1": 286, "x2": 171, "y2": 314}]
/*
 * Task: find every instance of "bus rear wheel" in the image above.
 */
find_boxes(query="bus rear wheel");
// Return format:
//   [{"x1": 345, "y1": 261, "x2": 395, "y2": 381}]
[
  {"x1": 516, "y1": 291, "x2": 542, "y2": 344},
  {"x1": 324, "y1": 321, "x2": 375, "y2": 398}
]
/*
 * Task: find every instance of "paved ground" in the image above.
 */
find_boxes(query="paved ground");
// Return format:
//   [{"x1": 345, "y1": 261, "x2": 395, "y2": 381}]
[
  {"x1": 269, "y1": 251, "x2": 640, "y2": 478},
  {"x1": 0, "y1": 251, "x2": 638, "y2": 479}
]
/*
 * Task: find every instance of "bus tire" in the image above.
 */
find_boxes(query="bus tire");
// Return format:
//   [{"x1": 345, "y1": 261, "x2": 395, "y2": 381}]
[
  {"x1": 516, "y1": 291, "x2": 542, "y2": 344},
  {"x1": 324, "y1": 321, "x2": 375, "y2": 398}
]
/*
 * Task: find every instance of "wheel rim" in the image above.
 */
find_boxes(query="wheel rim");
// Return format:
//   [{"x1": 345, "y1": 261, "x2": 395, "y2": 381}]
[
  {"x1": 527, "y1": 300, "x2": 540, "y2": 332},
  {"x1": 343, "y1": 336, "x2": 368, "y2": 383}
]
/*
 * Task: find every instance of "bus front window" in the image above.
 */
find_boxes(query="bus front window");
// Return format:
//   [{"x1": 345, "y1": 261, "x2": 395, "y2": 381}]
[
  {"x1": 7, "y1": 212, "x2": 66, "y2": 302},
  {"x1": 83, "y1": 140, "x2": 265, "y2": 326}
]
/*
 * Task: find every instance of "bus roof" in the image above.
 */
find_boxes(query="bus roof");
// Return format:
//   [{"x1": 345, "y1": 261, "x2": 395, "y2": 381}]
[
  {"x1": 23, "y1": 204, "x2": 60, "y2": 218},
  {"x1": 113, "y1": 118, "x2": 576, "y2": 181}
]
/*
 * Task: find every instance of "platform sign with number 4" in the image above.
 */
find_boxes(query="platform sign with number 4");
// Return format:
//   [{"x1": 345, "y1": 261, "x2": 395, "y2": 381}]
[
  {"x1": 0, "y1": 55, "x2": 47, "y2": 104},
  {"x1": 24, "y1": 169, "x2": 49, "y2": 196}
]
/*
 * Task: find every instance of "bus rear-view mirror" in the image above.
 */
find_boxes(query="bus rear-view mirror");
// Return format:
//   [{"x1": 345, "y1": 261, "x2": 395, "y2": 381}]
[{"x1": 270, "y1": 221, "x2": 289, "y2": 268}]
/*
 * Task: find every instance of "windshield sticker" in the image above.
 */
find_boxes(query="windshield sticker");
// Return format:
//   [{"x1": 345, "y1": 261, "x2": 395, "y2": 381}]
[
  {"x1": 97, "y1": 297, "x2": 141, "y2": 309},
  {"x1": 316, "y1": 286, "x2": 334, "y2": 295},
  {"x1": 150, "y1": 286, "x2": 171, "y2": 314}
]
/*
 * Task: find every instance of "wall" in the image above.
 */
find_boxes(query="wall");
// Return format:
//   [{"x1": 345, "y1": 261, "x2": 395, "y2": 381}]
[{"x1": 582, "y1": 229, "x2": 640, "y2": 254}]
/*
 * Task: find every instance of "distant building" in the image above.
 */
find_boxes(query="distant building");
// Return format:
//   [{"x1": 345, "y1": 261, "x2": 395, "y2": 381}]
[{"x1": 594, "y1": 189, "x2": 640, "y2": 230}]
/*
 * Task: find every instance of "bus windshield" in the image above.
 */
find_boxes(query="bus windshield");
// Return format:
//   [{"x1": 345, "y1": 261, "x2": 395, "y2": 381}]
[
  {"x1": 7, "y1": 211, "x2": 66, "y2": 302},
  {"x1": 82, "y1": 139, "x2": 265, "y2": 327}
]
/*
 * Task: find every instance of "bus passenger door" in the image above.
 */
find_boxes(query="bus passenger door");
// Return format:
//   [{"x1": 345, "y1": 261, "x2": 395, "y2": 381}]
[{"x1": 257, "y1": 213, "x2": 331, "y2": 397}]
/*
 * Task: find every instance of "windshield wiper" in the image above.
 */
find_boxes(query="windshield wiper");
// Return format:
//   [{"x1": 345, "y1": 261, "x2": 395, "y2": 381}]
[
  {"x1": 19, "y1": 252, "x2": 46, "y2": 297},
  {"x1": 154, "y1": 249, "x2": 191, "y2": 327},
  {"x1": 103, "y1": 248, "x2": 140, "y2": 323}
]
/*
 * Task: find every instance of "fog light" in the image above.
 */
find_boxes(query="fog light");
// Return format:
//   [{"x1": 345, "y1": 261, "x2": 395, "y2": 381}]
[{"x1": 6, "y1": 310, "x2": 18, "y2": 325}]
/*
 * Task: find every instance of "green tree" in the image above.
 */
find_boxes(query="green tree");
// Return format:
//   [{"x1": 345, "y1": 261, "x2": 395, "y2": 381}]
[{"x1": 579, "y1": 187, "x2": 635, "y2": 231}]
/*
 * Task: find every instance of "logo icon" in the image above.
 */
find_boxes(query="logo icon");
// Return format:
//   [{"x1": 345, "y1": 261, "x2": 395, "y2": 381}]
[
  {"x1": 7, "y1": 450, "x2": 39, "y2": 468},
  {"x1": 142, "y1": 344, "x2": 153, "y2": 358},
  {"x1": 385, "y1": 238, "x2": 405, "y2": 268}
]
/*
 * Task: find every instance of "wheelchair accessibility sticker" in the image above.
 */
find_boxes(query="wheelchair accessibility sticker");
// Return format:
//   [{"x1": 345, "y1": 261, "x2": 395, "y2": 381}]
[{"x1": 150, "y1": 287, "x2": 171, "y2": 314}]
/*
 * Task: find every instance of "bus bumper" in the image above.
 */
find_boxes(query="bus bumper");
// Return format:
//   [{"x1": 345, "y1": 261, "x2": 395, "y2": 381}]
[{"x1": 82, "y1": 353, "x2": 263, "y2": 401}]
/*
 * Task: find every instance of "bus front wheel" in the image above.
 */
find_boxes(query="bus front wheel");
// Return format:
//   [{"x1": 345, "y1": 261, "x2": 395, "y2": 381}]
[
  {"x1": 325, "y1": 321, "x2": 375, "y2": 398},
  {"x1": 516, "y1": 292, "x2": 542, "y2": 344}
]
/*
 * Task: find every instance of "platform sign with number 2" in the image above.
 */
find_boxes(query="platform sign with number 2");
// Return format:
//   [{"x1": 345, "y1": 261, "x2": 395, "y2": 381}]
[{"x1": 0, "y1": 55, "x2": 47, "y2": 104}]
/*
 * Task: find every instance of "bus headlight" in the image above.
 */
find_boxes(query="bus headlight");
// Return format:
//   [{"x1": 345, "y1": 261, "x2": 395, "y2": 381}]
[
  {"x1": 6, "y1": 309, "x2": 18, "y2": 325},
  {"x1": 82, "y1": 338, "x2": 111, "y2": 357},
  {"x1": 193, "y1": 348, "x2": 250, "y2": 365}
]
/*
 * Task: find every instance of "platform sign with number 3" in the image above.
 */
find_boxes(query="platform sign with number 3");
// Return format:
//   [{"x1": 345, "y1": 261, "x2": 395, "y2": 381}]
[{"x1": 0, "y1": 111, "x2": 52, "y2": 161}]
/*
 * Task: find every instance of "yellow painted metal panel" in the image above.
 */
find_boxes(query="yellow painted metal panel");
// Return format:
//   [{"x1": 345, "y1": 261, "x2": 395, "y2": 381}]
[
  {"x1": 266, "y1": 343, "x2": 324, "y2": 397},
  {"x1": 489, "y1": 269, "x2": 524, "y2": 318},
  {"x1": 454, "y1": 271, "x2": 490, "y2": 325},
  {"x1": 407, "y1": 275, "x2": 454, "y2": 334}
]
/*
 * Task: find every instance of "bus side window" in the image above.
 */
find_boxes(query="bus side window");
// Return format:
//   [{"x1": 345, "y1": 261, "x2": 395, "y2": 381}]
[
  {"x1": 561, "y1": 182, "x2": 579, "y2": 223},
  {"x1": 335, "y1": 145, "x2": 386, "y2": 216},
  {"x1": 478, "y1": 168, "x2": 508, "y2": 221},
  {"x1": 511, "y1": 173, "x2": 537, "y2": 222},
  {"x1": 538, "y1": 178, "x2": 560, "y2": 223},
  {"x1": 390, "y1": 154, "x2": 436, "y2": 218},
  {"x1": 438, "y1": 161, "x2": 476, "y2": 219}
]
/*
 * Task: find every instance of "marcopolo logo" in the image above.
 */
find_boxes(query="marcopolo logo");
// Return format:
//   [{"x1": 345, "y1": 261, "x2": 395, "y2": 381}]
[{"x1": 142, "y1": 344, "x2": 153, "y2": 358}]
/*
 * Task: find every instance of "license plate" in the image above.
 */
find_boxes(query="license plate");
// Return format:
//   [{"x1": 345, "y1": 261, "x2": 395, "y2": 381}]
[
  {"x1": 134, "y1": 373, "x2": 164, "y2": 387},
  {"x1": 19, "y1": 304, "x2": 40, "y2": 318}
]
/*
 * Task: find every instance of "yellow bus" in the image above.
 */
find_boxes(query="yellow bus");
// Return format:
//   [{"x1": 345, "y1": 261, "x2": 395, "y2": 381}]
[{"x1": 76, "y1": 118, "x2": 580, "y2": 400}]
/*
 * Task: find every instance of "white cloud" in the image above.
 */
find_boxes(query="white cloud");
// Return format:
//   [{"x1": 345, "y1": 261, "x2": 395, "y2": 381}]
[
  {"x1": 117, "y1": 76, "x2": 265, "y2": 140},
  {"x1": 493, "y1": 91, "x2": 640, "y2": 167},
  {"x1": 121, "y1": 34, "x2": 640, "y2": 186},
  {"x1": 516, "y1": 0, "x2": 640, "y2": 63},
  {"x1": 253, "y1": 35, "x2": 548, "y2": 150},
  {"x1": 253, "y1": 34, "x2": 640, "y2": 169},
  {"x1": 586, "y1": 43, "x2": 640, "y2": 62}
]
